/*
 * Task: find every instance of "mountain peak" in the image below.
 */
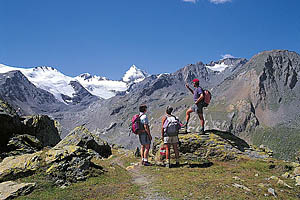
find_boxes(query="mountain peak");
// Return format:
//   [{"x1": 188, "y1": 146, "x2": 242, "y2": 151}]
[
  {"x1": 122, "y1": 65, "x2": 147, "y2": 83},
  {"x1": 34, "y1": 66, "x2": 57, "y2": 72}
]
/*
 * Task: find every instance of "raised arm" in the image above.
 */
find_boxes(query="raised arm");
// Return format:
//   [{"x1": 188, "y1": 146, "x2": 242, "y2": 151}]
[{"x1": 185, "y1": 83, "x2": 194, "y2": 94}]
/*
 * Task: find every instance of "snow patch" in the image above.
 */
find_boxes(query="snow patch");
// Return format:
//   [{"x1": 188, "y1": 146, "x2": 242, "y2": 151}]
[{"x1": 206, "y1": 62, "x2": 230, "y2": 72}]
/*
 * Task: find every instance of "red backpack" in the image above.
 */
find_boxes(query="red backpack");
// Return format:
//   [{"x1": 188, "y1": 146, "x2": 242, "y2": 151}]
[
  {"x1": 202, "y1": 89, "x2": 212, "y2": 107},
  {"x1": 131, "y1": 114, "x2": 144, "y2": 135}
]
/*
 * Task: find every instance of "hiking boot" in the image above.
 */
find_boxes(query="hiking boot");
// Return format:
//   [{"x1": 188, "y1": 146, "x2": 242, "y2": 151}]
[
  {"x1": 198, "y1": 128, "x2": 205, "y2": 135},
  {"x1": 143, "y1": 161, "x2": 152, "y2": 166}
]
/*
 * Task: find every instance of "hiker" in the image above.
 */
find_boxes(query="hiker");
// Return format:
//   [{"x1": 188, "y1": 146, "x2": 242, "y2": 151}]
[
  {"x1": 184, "y1": 78, "x2": 205, "y2": 134},
  {"x1": 138, "y1": 104, "x2": 152, "y2": 166},
  {"x1": 161, "y1": 106, "x2": 180, "y2": 168}
]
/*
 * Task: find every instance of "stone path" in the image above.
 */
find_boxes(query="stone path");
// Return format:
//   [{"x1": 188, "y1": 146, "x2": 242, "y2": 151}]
[{"x1": 110, "y1": 150, "x2": 170, "y2": 200}]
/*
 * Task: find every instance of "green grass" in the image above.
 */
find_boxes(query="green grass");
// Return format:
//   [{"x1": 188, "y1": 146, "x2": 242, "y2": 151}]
[
  {"x1": 142, "y1": 158, "x2": 300, "y2": 200},
  {"x1": 252, "y1": 126, "x2": 300, "y2": 161},
  {"x1": 16, "y1": 151, "x2": 141, "y2": 200},
  {"x1": 13, "y1": 147, "x2": 300, "y2": 200}
]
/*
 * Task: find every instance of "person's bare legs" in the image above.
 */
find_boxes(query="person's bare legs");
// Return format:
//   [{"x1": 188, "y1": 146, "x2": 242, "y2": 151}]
[
  {"x1": 172, "y1": 143, "x2": 179, "y2": 166},
  {"x1": 198, "y1": 113, "x2": 205, "y2": 133},
  {"x1": 140, "y1": 145, "x2": 145, "y2": 164},
  {"x1": 144, "y1": 144, "x2": 150, "y2": 161},
  {"x1": 185, "y1": 108, "x2": 193, "y2": 126},
  {"x1": 165, "y1": 144, "x2": 170, "y2": 163}
]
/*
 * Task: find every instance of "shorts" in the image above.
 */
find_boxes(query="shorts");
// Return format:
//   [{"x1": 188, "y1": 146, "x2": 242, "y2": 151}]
[
  {"x1": 191, "y1": 103, "x2": 204, "y2": 114},
  {"x1": 139, "y1": 132, "x2": 151, "y2": 145},
  {"x1": 164, "y1": 136, "x2": 179, "y2": 144}
]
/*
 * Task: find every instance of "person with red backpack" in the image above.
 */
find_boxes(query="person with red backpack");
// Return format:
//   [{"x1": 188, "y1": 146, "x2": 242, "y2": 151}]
[
  {"x1": 183, "y1": 78, "x2": 208, "y2": 135},
  {"x1": 137, "y1": 104, "x2": 152, "y2": 166},
  {"x1": 161, "y1": 106, "x2": 181, "y2": 168}
]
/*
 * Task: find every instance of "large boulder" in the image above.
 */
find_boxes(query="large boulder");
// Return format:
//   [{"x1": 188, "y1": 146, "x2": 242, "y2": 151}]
[
  {"x1": 0, "y1": 152, "x2": 42, "y2": 182},
  {"x1": 0, "y1": 145, "x2": 103, "y2": 186},
  {"x1": 55, "y1": 126, "x2": 112, "y2": 158},
  {"x1": 0, "y1": 100, "x2": 22, "y2": 152},
  {"x1": 0, "y1": 181, "x2": 36, "y2": 200},
  {"x1": 5, "y1": 134, "x2": 43, "y2": 156},
  {"x1": 21, "y1": 115, "x2": 61, "y2": 147},
  {"x1": 45, "y1": 145, "x2": 100, "y2": 186},
  {"x1": 152, "y1": 131, "x2": 271, "y2": 163}
]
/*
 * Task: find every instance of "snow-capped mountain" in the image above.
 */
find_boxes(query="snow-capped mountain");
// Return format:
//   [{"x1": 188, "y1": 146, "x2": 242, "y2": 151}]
[
  {"x1": 206, "y1": 58, "x2": 247, "y2": 73},
  {"x1": 0, "y1": 65, "x2": 79, "y2": 103},
  {"x1": 0, "y1": 63, "x2": 148, "y2": 103},
  {"x1": 122, "y1": 65, "x2": 148, "y2": 83},
  {"x1": 75, "y1": 74, "x2": 127, "y2": 99}
]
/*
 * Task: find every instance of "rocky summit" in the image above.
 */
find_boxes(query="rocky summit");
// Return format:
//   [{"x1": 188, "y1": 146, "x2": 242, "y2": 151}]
[{"x1": 152, "y1": 131, "x2": 272, "y2": 165}]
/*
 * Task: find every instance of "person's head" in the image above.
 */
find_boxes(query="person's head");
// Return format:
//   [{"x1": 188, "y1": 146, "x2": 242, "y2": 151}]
[
  {"x1": 139, "y1": 104, "x2": 147, "y2": 113},
  {"x1": 166, "y1": 106, "x2": 173, "y2": 115},
  {"x1": 192, "y1": 78, "x2": 200, "y2": 87}
]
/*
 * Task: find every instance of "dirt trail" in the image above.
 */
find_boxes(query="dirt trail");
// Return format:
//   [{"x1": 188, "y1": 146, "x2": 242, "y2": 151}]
[{"x1": 110, "y1": 150, "x2": 170, "y2": 200}]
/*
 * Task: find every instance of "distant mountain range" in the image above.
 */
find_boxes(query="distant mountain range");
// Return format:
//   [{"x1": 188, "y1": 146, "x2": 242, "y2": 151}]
[
  {"x1": 0, "y1": 64, "x2": 147, "y2": 102},
  {"x1": 0, "y1": 59, "x2": 239, "y2": 114}
]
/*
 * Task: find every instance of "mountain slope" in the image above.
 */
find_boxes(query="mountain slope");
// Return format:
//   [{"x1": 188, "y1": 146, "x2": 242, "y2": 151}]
[
  {"x1": 0, "y1": 70, "x2": 65, "y2": 115},
  {"x1": 204, "y1": 50, "x2": 300, "y2": 160},
  {"x1": 53, "y1": 58, "x2": 248, "y2": 148}
]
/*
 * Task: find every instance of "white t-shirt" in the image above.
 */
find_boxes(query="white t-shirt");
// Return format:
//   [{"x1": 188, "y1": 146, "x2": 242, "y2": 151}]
[{"x1": 140, "y1": 112, "x2": 148, "y2": 125}]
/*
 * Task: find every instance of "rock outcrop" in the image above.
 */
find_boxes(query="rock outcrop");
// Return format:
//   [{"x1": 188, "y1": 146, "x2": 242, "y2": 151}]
[
  {"x1": 0, "y1": 100, "x2": 22, "y2": 152},
  {"x1": 56, "y1": 126, "x2": 112, "y2": 158},
  {"x1": 45, "y1": 145, "x2": 100, "y2": 186},
  {"x1": 0, "y1": 152, "x2": 42, "y2": 182},
  {"x1": 0, "y1": 181, "x2": 36, "y2": 200},
  {"x1": 21, "y1": 115, "x2": 61, "y2": 147},
  {"x1": 0, "y1": 145, "x2": 104, "y2": 186},
  {"x1": 0, "y1": 99, "x2": 62, "y2": 159},
  {"x1": 152, "y1": 131, "x2": 271, "y2": 163},
  {"x1": 6, "y1": 134, "x2": 43, "y2": 156}
]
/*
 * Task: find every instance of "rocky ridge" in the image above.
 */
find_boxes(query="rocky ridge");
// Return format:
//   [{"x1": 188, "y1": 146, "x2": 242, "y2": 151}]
[{"x1": 204, "y1": 50, "x2": 300, "y2": 160}]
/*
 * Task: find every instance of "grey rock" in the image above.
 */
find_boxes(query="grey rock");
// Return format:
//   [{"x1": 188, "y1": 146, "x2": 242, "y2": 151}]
[
  {"x1": 45, "y1": 145, "x2": 103, "y2": 185},
  {"x1": 0, "y1": 152, "x2": 42, "y2": 182},
  {"x1": 268, "y1": 188, "x2": 277, "y2": 197},
  {"x1": 0, "y1": 181, "x2": 36, "y2": 200},
  {"x1": 0, "y1": 100, "x2": 22, "y2": 152},
  {"x1": 6, "y1": 134, "x2": 43, "y2": 156},
  {"x1": 22, "y1": 115, "x2": 61, "y2": 147},
  {"x1": 55, "y1": 126, "x2": 112, "y2": 158},
  {"x1": 232, "y1": 183, "x2": 251, "y2": 192}
]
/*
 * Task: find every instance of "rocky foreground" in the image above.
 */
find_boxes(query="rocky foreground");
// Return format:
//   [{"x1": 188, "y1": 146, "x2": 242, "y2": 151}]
[{"x1": 0, "y1": 100, "x2": 112, "y2": 199}]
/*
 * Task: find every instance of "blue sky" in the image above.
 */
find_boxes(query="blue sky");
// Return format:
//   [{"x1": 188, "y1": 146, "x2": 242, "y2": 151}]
[{"x1": 1, "y1": 0, "x2": 300, "y2": 80}]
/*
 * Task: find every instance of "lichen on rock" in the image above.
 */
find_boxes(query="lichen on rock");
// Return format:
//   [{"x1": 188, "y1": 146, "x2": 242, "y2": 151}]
[
  {"x1": 55, "y1": 126, "x2": 112, "y2": 158},
  {"x1": 152, "y1": 131, "x2": 271, "y2": 163}
]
